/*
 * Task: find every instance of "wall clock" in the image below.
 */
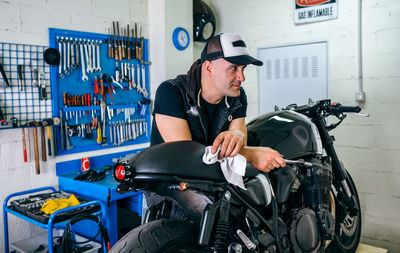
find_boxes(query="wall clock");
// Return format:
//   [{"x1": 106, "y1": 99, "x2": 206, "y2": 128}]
[{"x1": 172, "y1": 27, "x2": 190, "y2": 50}]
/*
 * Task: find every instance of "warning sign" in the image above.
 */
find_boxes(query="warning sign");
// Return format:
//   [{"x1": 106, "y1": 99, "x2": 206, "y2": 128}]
[{"x1": 294, "y1": 0, "x2": 337, "y2": 24}]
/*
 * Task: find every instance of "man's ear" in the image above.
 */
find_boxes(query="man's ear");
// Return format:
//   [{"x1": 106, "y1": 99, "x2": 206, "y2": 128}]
[{"x1": 202, "y1": 60, "x2": 213, "y2": 76}]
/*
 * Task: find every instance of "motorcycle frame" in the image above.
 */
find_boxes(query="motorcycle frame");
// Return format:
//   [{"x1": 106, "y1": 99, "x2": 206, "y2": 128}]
[{"x1": 127, "y1": 174, "x2": 282, "y2": 251}]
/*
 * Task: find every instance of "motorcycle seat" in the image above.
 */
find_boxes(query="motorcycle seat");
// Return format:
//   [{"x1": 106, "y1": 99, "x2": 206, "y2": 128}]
[{"x1": 130, "y1": 141, "x2": 260, "y2": 182}]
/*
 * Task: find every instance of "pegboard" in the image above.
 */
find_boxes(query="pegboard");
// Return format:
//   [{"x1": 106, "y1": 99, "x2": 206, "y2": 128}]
[
  {"x1": 49, "y1": 28, "x2": 151, "y2": 156},
  {"x1": 0, "y1": 42, "x2": 52, "y2": 127}
]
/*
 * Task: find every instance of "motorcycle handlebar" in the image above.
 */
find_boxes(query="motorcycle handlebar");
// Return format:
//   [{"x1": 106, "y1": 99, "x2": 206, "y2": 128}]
[
  {"x1": 294, "y1": 101, "x2": 361, "y2": 116},
  {"x1": 335, "y1": 106, "x2": 361, "y2": 113}
]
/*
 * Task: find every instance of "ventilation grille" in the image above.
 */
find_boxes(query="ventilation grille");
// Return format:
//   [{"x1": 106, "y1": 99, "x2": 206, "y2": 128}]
[{"x1": 265, "y1": 56, "x2": 319, "y2": 80}]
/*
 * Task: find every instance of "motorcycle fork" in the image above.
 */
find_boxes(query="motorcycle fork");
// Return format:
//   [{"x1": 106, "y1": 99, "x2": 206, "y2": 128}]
[{"x1": 313, "y1": 117, "x2": 360, "y2": 214}]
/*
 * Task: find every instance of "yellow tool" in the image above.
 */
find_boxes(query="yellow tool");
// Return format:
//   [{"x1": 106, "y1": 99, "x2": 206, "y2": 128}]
[
  {"x1": 97, "y1": 121, "x2": 102, "y2": 144},
  {"x1": 46, "y1": 126, "x2": 52, "y2": 156}
]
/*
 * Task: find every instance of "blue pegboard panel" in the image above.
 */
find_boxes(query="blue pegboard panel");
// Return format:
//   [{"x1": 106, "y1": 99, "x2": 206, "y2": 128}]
[
  {"x1": 0, "y1": 42, "x2": 52, "y2": 127},
  {"x1": 49, "y1": 28, "x2": 150, "y2": 155}
]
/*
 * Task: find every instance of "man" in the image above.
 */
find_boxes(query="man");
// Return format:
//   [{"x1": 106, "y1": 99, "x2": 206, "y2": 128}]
[
  {"x1": 151, "y1": 33, "x2": 285, "y2": 172},
  {"x1": 147, "y1": 33, "x2": 285, "y2": 222}
]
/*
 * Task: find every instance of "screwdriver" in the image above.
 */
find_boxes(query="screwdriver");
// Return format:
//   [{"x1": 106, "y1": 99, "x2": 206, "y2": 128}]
[
  {"x1": 97, "y1": 121, "x2": 102, "y2": 144},
  {"x1": 47, "y1": 126, "x2": 52, "y2": 156}
]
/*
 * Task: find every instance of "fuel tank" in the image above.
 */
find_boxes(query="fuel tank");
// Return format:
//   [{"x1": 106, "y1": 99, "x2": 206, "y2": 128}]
[{"x1": 247, "y1": 110, "x2": 322, "y2": 159}]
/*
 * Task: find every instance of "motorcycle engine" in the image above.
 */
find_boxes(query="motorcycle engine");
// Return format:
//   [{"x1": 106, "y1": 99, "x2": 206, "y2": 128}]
[{"x1": 289, "y1": 161, "x2": 335, "y2": 253}]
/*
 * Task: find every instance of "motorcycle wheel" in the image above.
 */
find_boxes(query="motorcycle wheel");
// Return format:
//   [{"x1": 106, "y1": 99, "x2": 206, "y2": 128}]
[
  {"x1": 110, "y1": 219, "x2": 204, "y2": 253},
  {"x1": 327, "y1": 171, "x2": 362, "y2": 253}
]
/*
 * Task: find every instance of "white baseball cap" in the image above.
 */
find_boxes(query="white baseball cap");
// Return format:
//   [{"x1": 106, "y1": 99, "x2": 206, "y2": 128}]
[{"x1": 201, "y1": 33, "x2": 263, "y2": 66}]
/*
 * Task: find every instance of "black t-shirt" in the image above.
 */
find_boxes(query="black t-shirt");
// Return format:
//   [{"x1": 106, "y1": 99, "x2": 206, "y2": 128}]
[{"x1": 151, "y1": 81, "x2": 247, "y2": 145}]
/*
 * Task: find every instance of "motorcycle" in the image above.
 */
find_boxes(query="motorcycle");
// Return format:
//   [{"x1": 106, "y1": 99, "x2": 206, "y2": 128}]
[{"x1": 110, "y1": 99, "x2": 364, "y2": 253}]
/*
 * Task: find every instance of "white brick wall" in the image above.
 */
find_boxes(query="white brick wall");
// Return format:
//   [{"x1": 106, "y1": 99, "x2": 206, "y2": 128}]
[
  {"x1": 0, "y1": 0, "x2": 149, "y2": 251},
  {"x1": 198, "y1": 0, "x2": 400, "y2": 251},
  {"x1": 1, "y1": 0, "x2": 399, "y2": 251}
]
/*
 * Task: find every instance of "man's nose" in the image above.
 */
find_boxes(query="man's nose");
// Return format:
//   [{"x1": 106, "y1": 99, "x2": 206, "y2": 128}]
[{"x1": 236, "y1": 69, "x2": 245, "y2": 82}]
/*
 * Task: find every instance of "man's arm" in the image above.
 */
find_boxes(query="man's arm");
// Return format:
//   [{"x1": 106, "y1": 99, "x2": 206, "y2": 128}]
[
  {"x1": 211, "y1": 117, "x2": 246, "y2": 158},
  {"x1": 211, "y1": 117, "x2": 286, "y2": 172},
  {"x1": 155, "y1": 113, "x2": 192, "y2": 142}
]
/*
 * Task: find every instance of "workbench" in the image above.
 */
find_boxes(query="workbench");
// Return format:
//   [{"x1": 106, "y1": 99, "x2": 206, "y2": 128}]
[{"x1": 56, "y1": 149, "x2": 144, "y2": 246}]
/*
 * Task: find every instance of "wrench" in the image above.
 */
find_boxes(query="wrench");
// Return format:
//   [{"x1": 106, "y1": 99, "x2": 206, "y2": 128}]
[
  {"x1": 66, "y1": 37, "x2": 71, "y2": 73},
  {"x1": 141, "y1": 64, "x2": 148, "y2": 97},
  {"x1": 57, "y1": 37, "x2": 64, "y2": 78},
  {"x1": 71, "y1": 39, "x2": 76, "y2": 69},
  {"x1": 91, "y1": 40, "x2": 96, "y2": 72},
  {"x1": 96, "y1": 40, "x2": 102, "y2": 72},
  {"x1": 79, "y1": 39, "x2": 88, "y2": 82},
  {"x1": 113, "y1": 122, "x2": 117, "y2": 146},
  {"x1": 62, "y1": 37, "x2": 68, "y2": 76},
  {"x1": 131, "y1": 64, "x2": 136, "y2": 88},
  {"x1": 84, "y1": 40, "x2": 92, "y2": 73},
  {"x1": 136, "y1": 64, "x2": 142, "y2": 93},
  {"x1": 75, "y1": 38, "x2": 80, "y2": 68}
]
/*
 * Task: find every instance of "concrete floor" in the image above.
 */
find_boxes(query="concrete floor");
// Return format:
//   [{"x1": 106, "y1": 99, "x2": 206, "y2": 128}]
[{"x1": 357, "y1": 243, "x2": 388, "y2": 253}]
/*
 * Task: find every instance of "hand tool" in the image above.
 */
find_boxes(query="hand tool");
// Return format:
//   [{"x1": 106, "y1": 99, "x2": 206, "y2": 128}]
[
  {"x1": 66, "y1": 38, "x2": 71, "y2": 73},
  {"x1": 74, "y1": 38, "x2": 80, "y2": 69},
  {"x1": 42, "y1": 117, "x2": 61, "y2": 126},
  {"x1": 113, "y1": 21, "x2": 118, "y2": 61},
  {"x1": 59, "y1": 109, "x2": 65, "y2": 151},
  {"x1": 97, "y1": 121, "x2": 102, "y2": 144},
  {"x1": 108, "y1": 28, "x2": 113, "y2": 58},
  {"x1": 139, "y1": 25, "x2": 144, "y2": 61},
  {"x1": 39, "y1": 71, "x2": 47, "y2": 100},
  {"x1": 22, "y1": 128, "x2": 27, "y2": 162},
  {"x1": 33, "y1": 127, "x2": 40, "y2": 174},
  {"x1": 0, "y1": 58, "x2": 10, "y2": 87},
  {"x1": 135, "y1": 23, "x2": 138, "y2": 60},
  {"x1": 84, "y1": 40, "x2": 93, "y2": 74},
  {"x1": 41, "y1": 126, "x2": 47, "y2": 161},
  {"x1": 47, "y1": 126, "x2": 52, "y2": 156},
  {"x1": 27, "y1": 127, "x2": 31, "y2": 162},
  {"x1": 70, "y1": 40, "x2": 76, "y2": 69},
  {"x1": 57, "y1": 37, "x2": 64, "y2": 78},
  {"x1": 131, "y1": 28, "x2": 136, "y2": 59},
  {"x1": 141, "y1": 64, "x2": 148, "y2": 97},
  {"x1": 95, "y1": 40, "x2": 101, "y2": 72},
  {"x1": 100, "y1": 74, "x2": 105, "y2": 100},
  {"x1": 79, "y1": 39, "x2": 88, "y2": 81},
  {"x1": 62, "y1": 37, "x2": 68, "y2": 75},
  {"x1": 17, "y1": 64, "x2": 25, "y2": 91},
  {"x1": 127, "y1": 24, "x2": 131, "y2": 60},
  {"x1": 94, "y1": 76, "x2": 99, "y2": 94},
  {"x1": 121, "y1": 28, "x2": 126, "y2": 59},
  {"x1": 117, "y1": 21, "x2": 122, "y2": 61},
  {"x1": 108, "y1": 87, "x2": 114, "y2": 100},
  {"x1": 52, "y1": 125, "x2": 58, "y2": 156}
]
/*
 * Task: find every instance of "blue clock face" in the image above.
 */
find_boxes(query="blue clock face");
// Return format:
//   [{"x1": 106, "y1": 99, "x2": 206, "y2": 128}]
[{"x1": 172, "y1": 27, "x2": 190, "y2": 50}]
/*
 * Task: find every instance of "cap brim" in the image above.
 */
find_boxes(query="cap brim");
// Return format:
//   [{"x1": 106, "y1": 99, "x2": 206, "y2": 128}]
[{"x1": 225, "y1": 55, "x2": 263, "y2": 66}]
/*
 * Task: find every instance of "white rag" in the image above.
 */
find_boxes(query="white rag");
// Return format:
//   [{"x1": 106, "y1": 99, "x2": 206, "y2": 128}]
[{"x1": 202, "y1": 146, "x2": 247, "y2": 190}]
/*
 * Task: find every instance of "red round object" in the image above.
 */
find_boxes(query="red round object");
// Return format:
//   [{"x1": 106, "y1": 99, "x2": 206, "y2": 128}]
[
  {"x1": 115, "y1": 165, "x2": 125, "y2": 181},
  {"x1": 81, "y1": 157, "x2": 90, "y2": 171}
]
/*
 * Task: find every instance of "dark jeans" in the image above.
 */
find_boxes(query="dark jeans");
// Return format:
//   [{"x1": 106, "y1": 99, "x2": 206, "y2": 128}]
[{"x1": 144, "y1": 189, "x2": 212, "y2": 224}]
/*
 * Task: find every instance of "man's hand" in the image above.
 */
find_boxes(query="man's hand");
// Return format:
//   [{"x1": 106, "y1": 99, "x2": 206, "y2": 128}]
[
  {"x1": 212, "y1": 130, "x2": 245, "y2": 159},
  {"x1": 241, "y1": 146, "x2": 286, "y2": 172}
]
